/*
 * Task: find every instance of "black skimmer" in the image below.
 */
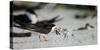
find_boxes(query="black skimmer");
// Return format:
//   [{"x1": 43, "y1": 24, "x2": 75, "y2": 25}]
[
  {"x1": 13, "y1": 14, "x2": 62, "y2": 41},
  {"x1": 73, "y1": 23, "x2": 94, "y2": 31},
  {"x1": 10, "y1": 1, "x2": 63, "y2": 41}
]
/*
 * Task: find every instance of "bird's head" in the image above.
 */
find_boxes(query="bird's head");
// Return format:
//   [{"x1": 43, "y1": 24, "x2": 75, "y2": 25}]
[
  {"x1": 43, "y1": 23, "x2": 61, "y2": 35},
  {"x1": 86, "y1": 23, "x2": 90, "y2": 27}
]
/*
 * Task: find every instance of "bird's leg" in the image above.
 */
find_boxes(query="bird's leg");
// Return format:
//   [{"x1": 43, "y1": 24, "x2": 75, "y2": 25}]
[
  {"x1": 43, "y1": 34, "x2": 48, "y2": 41},
  {"x1": 39, "y1": 34, "x2": 42, "y2": 42},
  {"x1": 39, "y1": 34, "x2": 48, "y2": 42}
]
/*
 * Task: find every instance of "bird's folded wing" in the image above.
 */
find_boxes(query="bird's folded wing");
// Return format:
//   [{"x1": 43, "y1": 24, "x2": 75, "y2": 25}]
[{"x1": 37, "y1": 15, "x2": 63, "y2": 23}]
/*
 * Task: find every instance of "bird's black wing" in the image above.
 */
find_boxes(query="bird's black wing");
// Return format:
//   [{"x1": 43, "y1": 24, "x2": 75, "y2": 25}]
[{"x1": 37, "y1": 15, "x2": 63, "y2": 24}]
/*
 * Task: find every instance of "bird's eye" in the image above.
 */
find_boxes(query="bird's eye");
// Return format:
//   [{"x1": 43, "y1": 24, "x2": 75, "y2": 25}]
[
  {"x1": 48, "y1": 24, "x2": 52, "y2": 27},
  {"x1": 48, "y1": 24, "x2": 54, "y2": 27}
]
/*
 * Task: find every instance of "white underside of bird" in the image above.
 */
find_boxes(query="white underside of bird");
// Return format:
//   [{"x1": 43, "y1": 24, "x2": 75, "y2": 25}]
[{"x1": 25, "y1": 12, "x2": 38, "y2": 24}]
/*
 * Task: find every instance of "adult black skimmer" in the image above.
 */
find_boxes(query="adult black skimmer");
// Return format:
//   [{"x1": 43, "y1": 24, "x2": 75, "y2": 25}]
[
  {"x1": 13, "y1": 14, "x2": 62, "y2": 41},
  {"x1": 10, "y1": 1, "x2": 63, "y2": 41}
]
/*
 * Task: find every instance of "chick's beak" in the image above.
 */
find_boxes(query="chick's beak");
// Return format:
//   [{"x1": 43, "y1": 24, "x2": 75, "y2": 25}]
[{"x1": 51, "y1": 26, "x2": 61, "y2": 35}]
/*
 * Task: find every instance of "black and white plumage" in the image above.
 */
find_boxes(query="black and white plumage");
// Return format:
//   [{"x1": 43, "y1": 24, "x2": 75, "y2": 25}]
[
  {"x1": 10, "y1": 1, "x2": 62, "y2": 41},
  {"x1": 13, "y1": 11, "x2": 61, "y2": 35},
  {"x1": 12, "y1": 13, "x2": 62, "y2": 41}
]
